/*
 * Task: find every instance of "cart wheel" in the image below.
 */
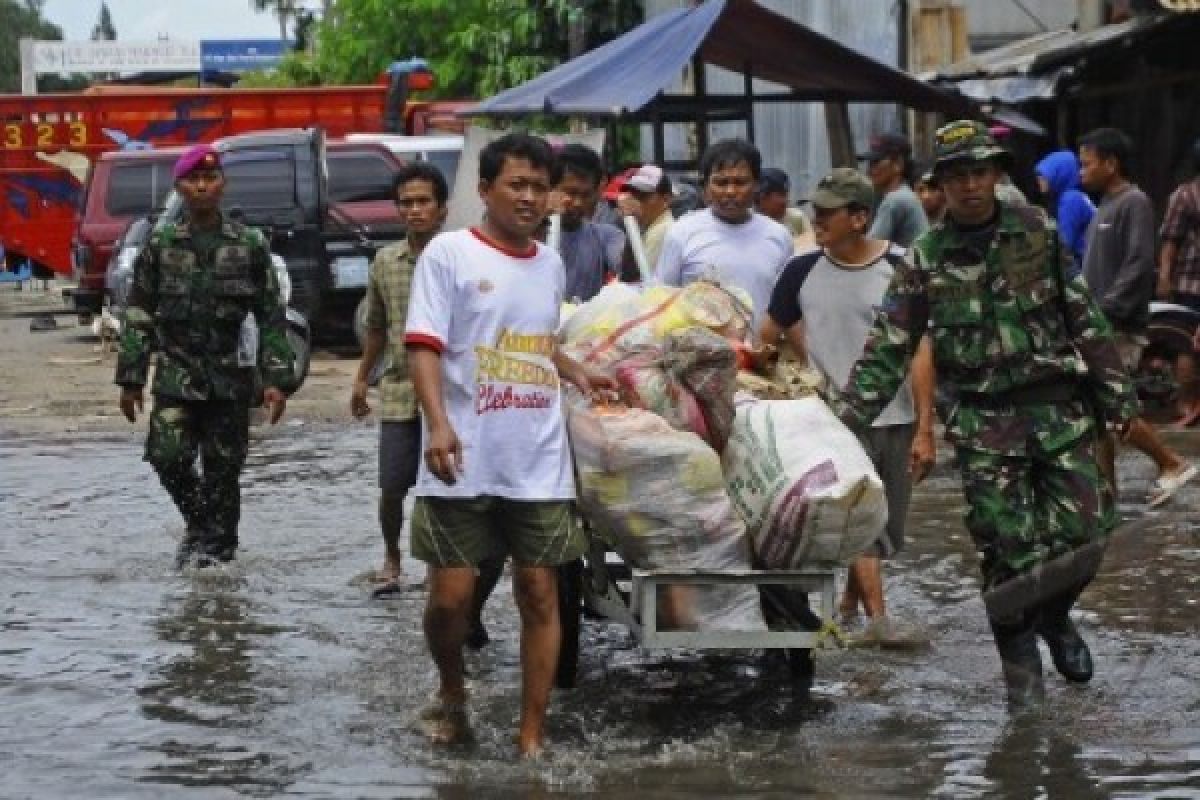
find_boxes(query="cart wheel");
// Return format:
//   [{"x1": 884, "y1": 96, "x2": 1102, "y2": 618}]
[
  {"x1": 787, "y1": 648, "x2": 815, "y2": 697},
  {"x1": 555, "y1": 558, "x2": 584, "y2": 689}
]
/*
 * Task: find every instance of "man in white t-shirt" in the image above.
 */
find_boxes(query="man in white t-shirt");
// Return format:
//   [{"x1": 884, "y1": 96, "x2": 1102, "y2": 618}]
[
  {"x1": 404, "y1": 133, "x2": 612, "y2": 757},
  {"x1": 655, "y1": 139, "x2": 793, "y2": 333},
  {"x1": 762, "y1": 168, "x2": 936, "y2": 644}
]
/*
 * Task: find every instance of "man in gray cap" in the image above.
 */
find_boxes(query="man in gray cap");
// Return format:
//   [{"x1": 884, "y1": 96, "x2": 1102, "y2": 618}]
[{"x1": 762, "y1": 167, "x2": 935, "y2": 644}]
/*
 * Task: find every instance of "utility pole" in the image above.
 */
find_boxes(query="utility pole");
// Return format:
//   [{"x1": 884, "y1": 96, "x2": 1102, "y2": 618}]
[{"x1": 20, "y1": 38, "x2": 38, "y2": 96}]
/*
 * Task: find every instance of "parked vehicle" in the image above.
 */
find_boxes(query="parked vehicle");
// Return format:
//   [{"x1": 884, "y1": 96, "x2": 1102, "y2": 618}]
[
  {"x1": 340, "y1": 132, "x2": 464, "y2": 189},
  {"x1": 105, "y1": 213, "x2": 312, "y2": 395},
  {"x1": 73, "y1": 147, "x2": 184, "y2": 318}
]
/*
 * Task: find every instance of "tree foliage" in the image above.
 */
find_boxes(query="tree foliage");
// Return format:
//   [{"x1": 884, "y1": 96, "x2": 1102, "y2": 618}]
[
  {"x1": 237, "y1": 52, "x2": 324, "y2": 88},
  {"x1": 313, "y1": 0, "x2": 642, "y2": 98},
  {"x1": 0, "y1": 0, "x2": 69, "y2": 93},
  {"x1": 91, "y1": 2, "x2": 116, "y2": 41},
  {"x1": 250, "y1": 0, "x2": 299, "y2": 42}
]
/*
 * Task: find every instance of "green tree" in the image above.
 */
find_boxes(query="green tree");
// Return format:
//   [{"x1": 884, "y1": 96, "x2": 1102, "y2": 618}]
[
  {"x1": 314, "y1": 0, "x2": 642, "y2": 98},
  {"x1": 251, "y1": 0, "x2": 298, "y2": 42},
  {"x1": 0, "y1": 0, "x2": 68, "y2": 93},
  {"x1": 90, "y1": 2, "x2": 116, "y2": 40}
]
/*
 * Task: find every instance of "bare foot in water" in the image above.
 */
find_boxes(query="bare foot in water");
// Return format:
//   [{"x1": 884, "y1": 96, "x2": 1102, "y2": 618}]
[
  {"x1": 517, "y1": 732, "x2": 544, "y2": 759},
  {"x1": 417, "y1": 694, "x2": 471, "y2": 745},
  {"x1": 373, "y1": 554, "x2": 402, "y2": 585}
]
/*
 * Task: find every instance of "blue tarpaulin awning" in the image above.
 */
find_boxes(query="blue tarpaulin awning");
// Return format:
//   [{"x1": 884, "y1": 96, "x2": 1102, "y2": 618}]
[{"x1": 467, "y1": 0, "x2": 965, "y2": 117}]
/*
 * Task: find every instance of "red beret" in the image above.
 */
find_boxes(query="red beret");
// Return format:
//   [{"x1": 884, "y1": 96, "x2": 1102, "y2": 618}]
[{"x1": 173, "y1": 144, "x2": 222, "y2": 180}]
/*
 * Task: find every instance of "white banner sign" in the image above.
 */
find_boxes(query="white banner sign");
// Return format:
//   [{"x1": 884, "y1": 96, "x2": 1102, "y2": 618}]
[{"x1": 31, "y1": 40, "x2": 202, "y2": 74}]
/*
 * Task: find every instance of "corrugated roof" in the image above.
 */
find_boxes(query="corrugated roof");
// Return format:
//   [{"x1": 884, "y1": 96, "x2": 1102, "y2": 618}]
[
  {"x1": 924, "y1": 13, "x2": 1185, "y2": 104},
  {"x1": 924, "y1": 14, "x2": 1171, "y2": 82}
]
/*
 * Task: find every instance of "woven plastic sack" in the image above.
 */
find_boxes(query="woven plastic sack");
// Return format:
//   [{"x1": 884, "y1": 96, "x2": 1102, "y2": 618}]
[
  {"x1": 722, "y1": 396, "x2": 888, "y2": 568},
  {"x1": 568, "y1": 399, "x2": 767, "y2": 632}
]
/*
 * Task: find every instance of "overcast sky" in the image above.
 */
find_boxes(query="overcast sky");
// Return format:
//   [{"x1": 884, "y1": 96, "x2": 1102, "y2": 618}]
[{"x1": 43, "y1": 0, "x2": 285, "y2": 42}]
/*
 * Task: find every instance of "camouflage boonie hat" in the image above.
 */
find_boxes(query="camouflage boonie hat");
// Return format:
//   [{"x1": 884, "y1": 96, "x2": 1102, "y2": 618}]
[
  {"x1": 932, "y1": 120, "x2": 1012, "y2": 172},
  {"x1": 810, "y1": 167, "x2": 875, "y2": 210}
]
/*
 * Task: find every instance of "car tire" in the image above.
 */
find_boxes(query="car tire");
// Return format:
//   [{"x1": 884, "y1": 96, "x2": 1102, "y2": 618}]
[
  {"x1": 287, "y1": 323, "x2": 311, "y2": 391},
  {"x1": 353, "y1": 295, "x2": 369, "y2": 352}
]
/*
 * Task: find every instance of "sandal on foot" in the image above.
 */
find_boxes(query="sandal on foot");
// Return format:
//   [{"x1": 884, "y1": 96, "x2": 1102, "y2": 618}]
[{"x1": 1148, "y1": 463, "x2": 1197, "y2": 508}]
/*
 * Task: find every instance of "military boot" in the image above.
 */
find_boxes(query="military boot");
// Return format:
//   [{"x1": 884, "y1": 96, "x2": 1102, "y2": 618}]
[
  {"x1": 990, "y1": 615, "x2": 1045, "y2": 711},
  {"x1": 1036, "y1": 588, "x2": 1093, "y2": 683},
  {"x1": 174, "y1": 528, "x2": 203, "y2": 570},
  {"x1": 194, "y1": 525, "x2": 238, "y2": 568}
]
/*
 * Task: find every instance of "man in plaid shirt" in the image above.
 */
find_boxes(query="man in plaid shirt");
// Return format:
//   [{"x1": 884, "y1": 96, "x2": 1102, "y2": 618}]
[
  {"x1": 1157, "y1": 136, "x2": 1200, "y2": 426},
  {"x1": 351, "y1": 164, "x2": 444, "y2": 592}
]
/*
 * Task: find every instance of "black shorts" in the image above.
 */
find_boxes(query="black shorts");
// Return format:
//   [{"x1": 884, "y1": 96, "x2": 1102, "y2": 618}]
[{"x1": 379, "y1": 419, "x2": 420, "y2": 496}]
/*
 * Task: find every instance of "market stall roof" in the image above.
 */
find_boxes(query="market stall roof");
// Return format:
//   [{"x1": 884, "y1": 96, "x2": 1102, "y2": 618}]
[
  {"x1": 923, "y1": 13, "x2": 1182, "y2": 104},
  {"x1": 467, "y1": 0, "x2": 965, "y2": 117}
]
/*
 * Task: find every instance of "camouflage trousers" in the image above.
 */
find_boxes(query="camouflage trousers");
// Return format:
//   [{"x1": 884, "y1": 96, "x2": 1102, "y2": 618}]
[
  {"x1": 145, "y1": 396, "x2": 250, "y2": 551},
  {"x1": 951, "y1": 398, "x2": 1115, "y2": 592}
]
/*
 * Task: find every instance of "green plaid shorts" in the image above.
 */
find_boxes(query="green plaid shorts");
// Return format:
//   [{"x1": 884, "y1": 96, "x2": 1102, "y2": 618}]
[{"x1": 410, "y1": 496, "x2": 586, "y2": 567}]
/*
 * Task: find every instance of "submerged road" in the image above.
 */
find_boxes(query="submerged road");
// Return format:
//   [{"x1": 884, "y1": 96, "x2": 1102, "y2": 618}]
[{"x1": 1, "y1": 423, "x2": 1197, "y2": 798}]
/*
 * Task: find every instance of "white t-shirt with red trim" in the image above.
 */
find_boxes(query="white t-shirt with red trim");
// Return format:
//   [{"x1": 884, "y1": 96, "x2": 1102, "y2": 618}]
[{"x1": 404, "y1": 227, "x2": 574, "y2": 500}]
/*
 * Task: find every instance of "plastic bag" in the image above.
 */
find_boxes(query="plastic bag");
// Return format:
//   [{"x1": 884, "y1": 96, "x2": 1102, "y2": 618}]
[
  {"x1": 568, "y1": 398, "x2": 767, "y2": 632},
  {"x1": 722, "y1": 396, "x2": 888, "y2": 568},
  {"x1": 663, "y1": 327, "x2": 739, "y2": 452}
]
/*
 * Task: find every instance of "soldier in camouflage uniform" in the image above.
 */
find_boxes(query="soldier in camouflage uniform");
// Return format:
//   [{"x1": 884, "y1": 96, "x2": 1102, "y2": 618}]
[
  {"x1": 115, "y1": 144, "x2": 294, "y2": 569},
  {"x1": 829, "y1": 121, "x2": 1140, "y2": 710}
]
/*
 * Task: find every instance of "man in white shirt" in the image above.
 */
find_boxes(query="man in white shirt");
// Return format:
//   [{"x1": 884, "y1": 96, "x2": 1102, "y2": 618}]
[
  {"x1": 656, "y1": 139, "x2": 793, "y2": 333},
  {"x1": 405, "y1": 133, "x2": 611, "y2": 757}
]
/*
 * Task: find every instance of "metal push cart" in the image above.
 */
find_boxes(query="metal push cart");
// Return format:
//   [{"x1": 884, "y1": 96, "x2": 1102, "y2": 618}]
[{"x1": 555, "y1": 529, "x2": 840, "y2": 694}]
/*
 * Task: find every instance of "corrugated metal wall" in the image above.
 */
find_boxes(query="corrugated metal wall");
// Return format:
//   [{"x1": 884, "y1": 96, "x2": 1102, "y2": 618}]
[{"x1": 642, "y1": 0, "x2": 904, "y2": 201}]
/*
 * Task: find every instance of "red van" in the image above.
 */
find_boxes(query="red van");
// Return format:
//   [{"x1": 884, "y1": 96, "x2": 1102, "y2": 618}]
[{"x1": 71, "y1": 147, "x2": 184, "y2": 318}]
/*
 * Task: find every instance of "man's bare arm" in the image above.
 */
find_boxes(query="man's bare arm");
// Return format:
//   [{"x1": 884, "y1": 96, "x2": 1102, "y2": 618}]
[
  {"x1": 410, "y1": 345, "x2": 461, "y2": 484},
  {"x1": 351, "y1": 328, "x2": 387, "y2": 418}
]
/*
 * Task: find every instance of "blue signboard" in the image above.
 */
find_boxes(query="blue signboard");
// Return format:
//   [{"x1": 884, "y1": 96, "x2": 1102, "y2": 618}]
[{"x1": 200, "y1": 39, "x2": 293, "y2": 72}]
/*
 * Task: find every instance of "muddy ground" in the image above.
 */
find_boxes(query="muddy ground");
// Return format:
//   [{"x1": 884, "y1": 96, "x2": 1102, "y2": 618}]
[{"x1": 0, "y1": 284, "x2": 363, "y2": 435}]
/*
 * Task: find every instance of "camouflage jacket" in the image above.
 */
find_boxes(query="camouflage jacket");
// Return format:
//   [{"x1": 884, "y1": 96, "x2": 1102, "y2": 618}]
[
  {"x1": 832, "y1": 203, "x2": 1139, "y2": 431},
  {"x1": 114, "y1": 214, "x2": 293, "y2": 403}
]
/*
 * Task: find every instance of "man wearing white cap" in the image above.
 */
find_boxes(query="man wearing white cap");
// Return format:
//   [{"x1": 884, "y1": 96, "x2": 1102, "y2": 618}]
[{"x1": 616, "y1": 164, "x2": 676, "y2": 274}]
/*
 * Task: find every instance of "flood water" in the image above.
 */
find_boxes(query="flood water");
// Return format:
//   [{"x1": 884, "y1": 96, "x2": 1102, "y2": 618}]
[{"x1": 2, "y1": 422, "x2": 1197, "y2": 798}]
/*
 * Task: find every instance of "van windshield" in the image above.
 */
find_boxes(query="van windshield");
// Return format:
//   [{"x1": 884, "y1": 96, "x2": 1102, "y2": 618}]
[
  {"x1": 221, "y1": 151, "x2": 297, "y2": 210},
  {"x1": 328, "y1": 152, "x2": 394, "y2": 203}
]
